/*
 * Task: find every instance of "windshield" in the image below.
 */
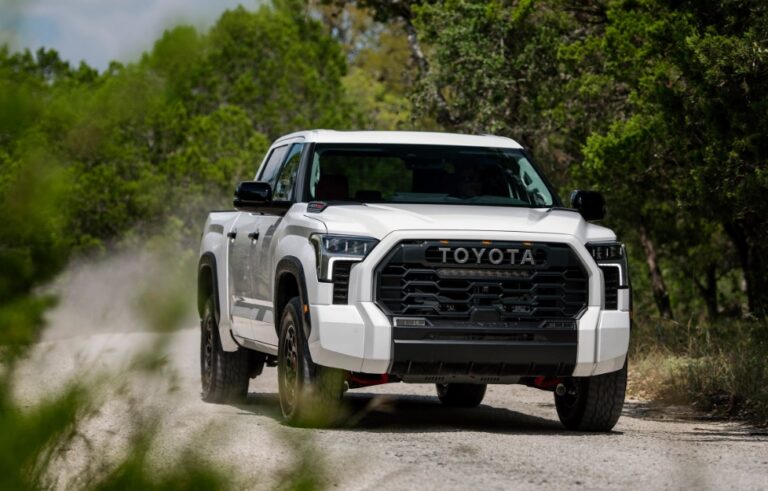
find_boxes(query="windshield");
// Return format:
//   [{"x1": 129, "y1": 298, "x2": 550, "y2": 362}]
[{"x1": 307, "y1": 144, "x2": 558, "y2": 207}]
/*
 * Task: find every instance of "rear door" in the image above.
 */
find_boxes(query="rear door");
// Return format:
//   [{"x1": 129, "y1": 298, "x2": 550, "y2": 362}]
[{"x1": 227, "y1": 213, "x2": 259, "y2": 340}]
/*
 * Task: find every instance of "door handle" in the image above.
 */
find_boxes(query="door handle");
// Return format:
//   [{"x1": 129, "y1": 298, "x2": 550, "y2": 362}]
[
  {"x1": 227, "y1": 231, "x2": 237, "y2": 239},
  {"x1": 248, "y1": 231, "x2": 260, "y2": 241}
]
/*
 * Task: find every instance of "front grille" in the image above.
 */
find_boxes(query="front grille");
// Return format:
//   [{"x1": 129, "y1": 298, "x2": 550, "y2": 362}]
[
  {"x1": 376, "y1": 240, "x2": 588, "y2": 324},
  {"x1": 600, "y1": 265, "x2": 619, "y2": 310},
  {"x1": 332, "y1": 261, "x2": 354, "y2": 304}
]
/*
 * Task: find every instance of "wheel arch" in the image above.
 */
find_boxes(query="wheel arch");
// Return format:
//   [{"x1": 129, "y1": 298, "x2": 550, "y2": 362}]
[
  {"x1": 198, "y1": 252, "x2": 220, "y2": 323},
  {"x1": 274, "y1": 256, "x2": 312, "y2": 339}
]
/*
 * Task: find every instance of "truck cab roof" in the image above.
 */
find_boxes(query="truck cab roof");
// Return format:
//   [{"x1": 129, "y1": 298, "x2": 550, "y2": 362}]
[{"x1": 273, "y1": 130, "x2": 524, "y2": 149}]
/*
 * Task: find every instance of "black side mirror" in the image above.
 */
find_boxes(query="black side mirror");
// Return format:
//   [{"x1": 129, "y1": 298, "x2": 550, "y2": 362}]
[
  {"x1": 234, "y1": 181, "x2": 273, "y2": 212},
  {"x1": 233, "y1": 181, "x2": 291, "y2": 215},
  {"x1": 570, "y1": 190, "x2": 605, "y2": 221}
]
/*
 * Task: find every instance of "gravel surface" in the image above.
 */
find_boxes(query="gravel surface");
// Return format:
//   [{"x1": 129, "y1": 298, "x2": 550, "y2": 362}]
[
  {"x1": 13, "y1": 256, "x2": 768, "y2": 490},
  {"x1": 13, "y1": 327, "x2": 768, "y2": 490}
]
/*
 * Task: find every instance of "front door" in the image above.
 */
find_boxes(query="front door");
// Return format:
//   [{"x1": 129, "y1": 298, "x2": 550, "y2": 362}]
[
  {"x1": 228, "y1": 144, "x2": 291, "y2": 342},
  {"x1": 251, "y1": 142, "x2": 305, "y2": 346}
]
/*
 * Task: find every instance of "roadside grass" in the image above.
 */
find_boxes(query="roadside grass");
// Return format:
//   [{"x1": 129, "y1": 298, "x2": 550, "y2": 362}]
[
  {"x1": 1, "y1": 247, "x2": 330, "y2": 490},
  {"x1": 629, "y1": 316, "x2": 768, "y2": 425}
]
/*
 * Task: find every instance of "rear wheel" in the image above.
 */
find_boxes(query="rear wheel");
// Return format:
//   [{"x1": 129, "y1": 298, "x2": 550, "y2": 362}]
[
  {"x1": 278, "y1": 297, "x2": 344, "y2": 426},
  {"x1": 436, "y1": 383, "x2": 487, "y2": 407},
  {"x1": 200, "y1": 297, "x2": 250, "y2": 403},
  {"x1": 555, "y1": 361, "x2": 627, "y2": 432}
]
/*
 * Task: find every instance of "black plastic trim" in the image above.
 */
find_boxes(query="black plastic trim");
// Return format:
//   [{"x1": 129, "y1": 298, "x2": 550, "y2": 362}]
[
  {"x1": 389, "y1": 317, "x2": 578, "y2": 378},
  {"x1": 390, "y1": 338, "x2": 576, "y2": 378},
  {"x1": 599, "y1": 265, "x2": 620, "y2": 310},
  {"x1": 200, "y1": 252, "x2": 251, "y2": 352},
  {"x1": 332, "y1": 260, "x2": 355, "y2": 304},
  {"x1": 274, "y1": 256, "x2": 312, "y2": 338},
  {"x1": 198, "y1": 252, "x2": 220, "y2": 324},
  {"x1": 297, "y1": 142, "x2": 316, "y2": 203}
]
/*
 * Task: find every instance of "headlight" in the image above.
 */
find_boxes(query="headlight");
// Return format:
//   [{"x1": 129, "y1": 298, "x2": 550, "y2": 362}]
[
  {"x1": 310, "y1": 234, "x2": 379, "y2": 281},
  {"x1": 586, "y1": 241, "x2": 628, "y2": 286},
  {"x1": 586, "y1": 242, "x2": 624, "y2": 261}
]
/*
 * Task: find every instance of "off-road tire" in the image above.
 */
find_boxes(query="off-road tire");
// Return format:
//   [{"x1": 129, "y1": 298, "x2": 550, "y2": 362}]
[
  {"x1": 555, "y1": 361, "x2": 627, "y2": 432},
  {"x1": 436, "y1": 383, "x2": 487, "y2": 407},
  {"x1": 200, "y1": 297, "x2": 250, "y2": 403},
  {"x1": 278, "y1": 297, "x2": 345, "y2": 427}
]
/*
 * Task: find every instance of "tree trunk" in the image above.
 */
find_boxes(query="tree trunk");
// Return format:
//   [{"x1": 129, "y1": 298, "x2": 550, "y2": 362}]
[
  {"x1": 724, "y1": 221, "x2": 768, "y2": 317},
  {"x1": 638, "y1": 220, "x2": 674, "y2": 319},
  {"x1": 400, "y1": 15, "x2": 455, "y2": 126},
  {"x1": 693, "y1": 264, "x2": 718, "y2": 320}
]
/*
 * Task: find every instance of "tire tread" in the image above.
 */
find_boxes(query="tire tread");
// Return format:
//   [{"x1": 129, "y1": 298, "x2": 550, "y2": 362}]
[
  {"x1": 202, "y1": 298, "x2": 250, "y2": 403},
  {"x1": 555, "y1": 362, "x2": 627, "y2": 432}
]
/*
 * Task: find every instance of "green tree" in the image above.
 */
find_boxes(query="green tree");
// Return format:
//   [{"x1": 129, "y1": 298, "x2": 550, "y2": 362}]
[
  {"x1": 2, "y1": 1, "x2": 355, "y2": 252},
  {"x1": 311, "y1": 0, "x2": 419, "y2": 129},
  {"x1": 570, "y1": 0, "x2": 768, "y2": 316},
  {"x1": 387, "y1": 0, "x2": 768, "y2": 319},
  {"x1": 176, "y1": 4, "x2": 351, "y2": 139}
]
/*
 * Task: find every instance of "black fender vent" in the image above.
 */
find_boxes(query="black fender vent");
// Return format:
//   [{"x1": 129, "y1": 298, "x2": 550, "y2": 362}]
[
  {"x1": 599, "y1": 265, "x2": 620, "y2": 310},
  {"x1": 332, "y1": 261, "x2": 355, "y2": 304}
]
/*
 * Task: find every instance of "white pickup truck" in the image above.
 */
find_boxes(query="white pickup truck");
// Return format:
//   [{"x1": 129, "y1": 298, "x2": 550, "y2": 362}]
[{"x1": 197, "y1": 130, "x2": 631, "y2": 431}]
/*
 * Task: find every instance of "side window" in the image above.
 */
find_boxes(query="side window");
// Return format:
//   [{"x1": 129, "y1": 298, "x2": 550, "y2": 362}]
[
  {"x1": 273, "y1": 143, "x2": 304, "y2": 201},
  {"x1": 258, "y1": 145, "x2": 289, "y2": 186}
]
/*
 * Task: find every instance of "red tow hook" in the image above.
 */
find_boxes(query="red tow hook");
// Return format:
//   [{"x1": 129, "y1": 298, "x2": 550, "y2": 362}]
[
  {"x1": 347, "y1": 373, "x2": 390, "y2": 388},
  {"x1": 531, "y1": 376, "x2": 563, "y2": 391}
]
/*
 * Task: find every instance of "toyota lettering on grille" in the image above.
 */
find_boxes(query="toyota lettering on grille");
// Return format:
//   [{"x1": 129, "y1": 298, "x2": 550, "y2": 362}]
[{"x1": 437, "y1": 246, "x2": 535, "y2": 265}]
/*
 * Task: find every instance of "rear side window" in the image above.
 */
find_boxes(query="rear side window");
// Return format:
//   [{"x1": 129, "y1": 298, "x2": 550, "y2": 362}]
[
  {"x1": 258, "y1": 145, "x2": 289, "y2": 187},
  {"x1": 272, "y1": 143, "x2": 304, "y2": 201}
]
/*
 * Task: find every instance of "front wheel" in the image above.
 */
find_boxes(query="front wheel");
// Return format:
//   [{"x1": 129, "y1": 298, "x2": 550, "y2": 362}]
[
  {"x1": 555, "y1": 361, "x2": 627, "y2": 432},
  {"x1": 436, "y1": 383, "x2": 487, "y2": 407},
  {"x1": 278, "y1": 297, "x2": 344, "y2": 426}
]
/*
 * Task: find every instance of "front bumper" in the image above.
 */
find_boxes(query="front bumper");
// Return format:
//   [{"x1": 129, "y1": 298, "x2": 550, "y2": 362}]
[
  {"x1": 306, "y1": 230, "x2": 630, "y2": 379},
  {"x1": 307, "y1": 301, "x2": 629, "y2": 379}
]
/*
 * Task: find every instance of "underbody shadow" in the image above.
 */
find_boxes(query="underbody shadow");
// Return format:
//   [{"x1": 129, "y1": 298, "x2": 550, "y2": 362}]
[
  {"x1": 232, "y1": 390, "x2": 623, "y2": 436},
  {"x1": 231, "y1": 392, "x2": 282, "y2": 420},
  {"x1": 340, "y1": 392, "x2": 573, "y2": 435}
]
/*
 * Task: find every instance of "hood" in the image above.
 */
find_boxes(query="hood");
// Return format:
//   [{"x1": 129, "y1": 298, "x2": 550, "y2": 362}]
[{"x1": 307, "y1": 203, "x2": 616, "y2": 243}]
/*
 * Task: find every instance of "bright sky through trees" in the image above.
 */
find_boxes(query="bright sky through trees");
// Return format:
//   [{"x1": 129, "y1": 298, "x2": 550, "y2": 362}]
[{"x1": 2, "y1": 0, "x2": 255, "y2": 69}]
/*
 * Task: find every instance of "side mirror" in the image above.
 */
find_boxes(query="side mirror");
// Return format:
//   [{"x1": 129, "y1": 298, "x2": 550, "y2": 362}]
[
  {"x1": 233, "y1": 181, "x2": 291, "y2": 215},
  {"x1": 570, "y1": 190, "x2": 605, "y2": 221},
  {"x1": 234, "y1": 181, "x2": 272, "y2": 212}
]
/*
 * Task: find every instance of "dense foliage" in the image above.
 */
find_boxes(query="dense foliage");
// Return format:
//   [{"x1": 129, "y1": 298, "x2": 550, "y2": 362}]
[{"x1": 1, "y1": 3, "x2": 354, "y2": 255}]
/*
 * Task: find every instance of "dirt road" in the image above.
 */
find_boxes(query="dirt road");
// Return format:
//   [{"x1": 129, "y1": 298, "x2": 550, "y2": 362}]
[
  {"x1": 14, "y1": 326, "x2": 768, "y2": 490},
  {"x1": 12, "y1": 257, "x2": 768, "y2": 490}
]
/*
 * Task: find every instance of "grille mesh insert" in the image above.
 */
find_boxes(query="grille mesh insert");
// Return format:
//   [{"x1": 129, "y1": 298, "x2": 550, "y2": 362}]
[{"x1": 376, "y1": 240, "x2": 588, "y2": 322}]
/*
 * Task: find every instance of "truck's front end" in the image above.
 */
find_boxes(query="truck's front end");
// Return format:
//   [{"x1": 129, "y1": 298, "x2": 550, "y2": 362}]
[
  {"x1": 284, "y1": 133, "x2": 629, "y2": 430},
  {"x1": 299, "y1": 140, "x2": 630, "y2": 388}
]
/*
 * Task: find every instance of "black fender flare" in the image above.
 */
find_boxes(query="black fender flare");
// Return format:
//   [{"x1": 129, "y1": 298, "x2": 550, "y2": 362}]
[
  {"x1": 274, "y1": 256, "x2": 312, "y2": 339},
  {"x1": 198, "y1": 252, "x2": 221, "y2": 324}
]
